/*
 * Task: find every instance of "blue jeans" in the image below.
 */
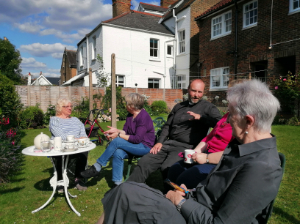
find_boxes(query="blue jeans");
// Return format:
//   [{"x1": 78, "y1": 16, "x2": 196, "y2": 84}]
[
  {"x1": 167, "y1": 160, "x2": 216, "y2": 189},
  {"x1": 97, "y1": 137, "x2": 150, "y2": 182}
]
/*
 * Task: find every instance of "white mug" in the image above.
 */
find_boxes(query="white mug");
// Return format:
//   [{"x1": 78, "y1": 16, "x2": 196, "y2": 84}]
[
  {"x1": 184, "y1": 149, "x2": 196, "y2": 164},
  {"x1": 54, "y1": 137, "x2": 62, "y2": 151},
  {"x1": 67, "y1": 135, "x2": 75, "y2": 142}
]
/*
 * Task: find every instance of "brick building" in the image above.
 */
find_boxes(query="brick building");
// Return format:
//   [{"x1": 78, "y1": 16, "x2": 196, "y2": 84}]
[
  {"x1": 194, "y1": 0, "x2": 300, "y2": 103},
  {"x1": 59, "y1": 48, "x2": 77, "y2": 85}
]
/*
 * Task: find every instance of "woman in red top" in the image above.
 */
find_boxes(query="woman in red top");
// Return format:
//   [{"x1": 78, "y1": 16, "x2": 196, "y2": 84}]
[{"x1": 167, "y1": 113, "x2": 234, "y2": 189}]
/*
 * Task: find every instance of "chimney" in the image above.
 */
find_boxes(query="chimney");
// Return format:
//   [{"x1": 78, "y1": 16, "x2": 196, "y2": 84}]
[
  {"x1": 160, "y1": 0, "x2": 178, "y2": 8},
  {"x1": 28, "y1": 72, "x2": 31, "y2": 85},
  {"x1": 112, "y1": 0, "x2": 131, "y2": 18},
  {"x1": 40, "y1": 71, "x2": 42, "y2": 76}
]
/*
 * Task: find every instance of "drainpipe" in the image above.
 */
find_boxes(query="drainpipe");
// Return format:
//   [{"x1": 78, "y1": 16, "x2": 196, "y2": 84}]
[
  {"x1": 86, "y1": 34, "x2": 90, "y2": 85},
  {"x1": 173, "y1": 9, "x2": 178, "y2": 88},
  {"x1": 234, "y1": 0, "x2": 238, "y2": 78}
]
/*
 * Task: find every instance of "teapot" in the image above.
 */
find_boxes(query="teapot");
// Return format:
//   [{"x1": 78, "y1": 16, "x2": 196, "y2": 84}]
[{"x1": 34, "y1": 132, "x2": 50, "y2": 149}]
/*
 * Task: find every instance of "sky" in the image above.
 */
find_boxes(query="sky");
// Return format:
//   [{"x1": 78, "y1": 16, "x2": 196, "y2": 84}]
[{"x1": 0, "y1": 0, "x2": 159, "y2": 79}]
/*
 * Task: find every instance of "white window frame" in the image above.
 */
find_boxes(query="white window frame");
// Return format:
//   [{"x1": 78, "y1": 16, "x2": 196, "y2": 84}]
[
  {"x1": 178, "y1": 30, "x2": 185, "y2": 54},
  {"x1": 210, "y1": 67, "x2": 230, "y2": 90},
  {"x1": 150, "y1": 38, "x2": 159, "y2": 58},
  {"x1": 148, "y1": 78, "x2": 160, "y2": 88},
  {"x1": 116, "y1": 75, "x2": 125, "y2": 87},
  {"x1": 243, "y1": 0, "x2": 258, "y2": 29},
  {"x1": 289, "y1": 0, "x2": 300, "y2": 14},
  {"x1": 211, "y1": 11, "x2": 232, "y2": 39},
  {"x1": 167, "y1": 45, "x2": 173, "y2": 56},
  {"x1": 92, "y1": 36, "x2": 96, "y2": 60}
]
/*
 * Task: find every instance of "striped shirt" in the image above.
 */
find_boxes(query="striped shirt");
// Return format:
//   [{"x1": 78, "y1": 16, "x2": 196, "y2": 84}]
[{"x1": 49, "y1": 116, "x2": 87, "y2": 141}]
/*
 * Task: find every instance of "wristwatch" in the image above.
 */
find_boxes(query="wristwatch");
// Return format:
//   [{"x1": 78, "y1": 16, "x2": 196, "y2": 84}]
[
  {"x1": 176, "y1": 198, "x2": 186, "y2": 212},
  {"x1": 118, "y1": 132, "x2": 121, "y2": 137},
  {"x1": 206, "y1": 154, "x2": 209, "y2": 163}
]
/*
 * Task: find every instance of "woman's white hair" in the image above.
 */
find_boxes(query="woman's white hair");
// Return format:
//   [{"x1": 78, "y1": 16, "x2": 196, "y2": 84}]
[
  {"x1": 227, "y1": 79, "x2": 280, "y2": 132},
  {"x1": 56, "y1": 97, "x2": 72, "y2": 116}
]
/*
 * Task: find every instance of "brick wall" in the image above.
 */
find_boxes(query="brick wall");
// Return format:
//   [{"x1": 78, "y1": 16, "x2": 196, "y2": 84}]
[
  {"x1": 15, "y1": 86, "x2": 183, "y2": 112},
  {"x1": 160, "y1": 0, "x2": 177, "y2": 8},
  {"x1": 196, "y1": 0, "x2": 300, "y2": 99},
  {"x1": 112, "y1": 0, "x2": 131, "y2": 18}
]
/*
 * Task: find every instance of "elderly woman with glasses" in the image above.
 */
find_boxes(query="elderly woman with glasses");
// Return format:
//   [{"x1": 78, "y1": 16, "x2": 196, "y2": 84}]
[
  {"x1": 81, "y1": 93, "x2": 155, "y2": 187},
  {"x1": 49, "y1": 97, "x2": 88, "y2": 192},
  {"x1": 96, "y1": 79, "x2": 283, "y2": 224}
]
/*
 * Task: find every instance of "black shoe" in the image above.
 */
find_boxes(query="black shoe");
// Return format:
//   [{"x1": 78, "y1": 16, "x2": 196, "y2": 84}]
[{"x1": 80, "y1": 165, "x2": 100, "y2": 178}]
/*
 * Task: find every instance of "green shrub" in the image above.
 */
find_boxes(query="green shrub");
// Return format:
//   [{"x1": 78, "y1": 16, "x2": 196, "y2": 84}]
[
  {"x1": 287, "y1": 116, "x2": 299, "y2": 126},
  {"x1": 19, "y1": 105, "x2": 44, "y2": 129},
  {"x1": 151, "y1": 100, "x2": 167, "y2": 115},
  {"x1": 0, "y1": 74, "x2": 23, "y2": 126},
  {"x1": 72, "y1": 97, "x2": 90, "y2": 119},
  {"x1": 43, "y1": 105, "x2": 56, "y2": 125}
]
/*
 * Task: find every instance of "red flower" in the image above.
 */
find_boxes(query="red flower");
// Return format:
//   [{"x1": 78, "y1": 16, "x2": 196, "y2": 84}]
[
  {"x1": 275, "y1": 86, "x2": 278, "y2": 90},
  {"x1": 283, "y1": 78, "x2": 286, "y2": 81},
  {"x1": 0, "y1": 117, "x2": 10, "y2": 125}
]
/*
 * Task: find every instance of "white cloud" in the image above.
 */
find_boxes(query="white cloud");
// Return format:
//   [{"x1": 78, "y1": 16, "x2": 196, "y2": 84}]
[
  {"x1": 21, "y1": 57, "x2": 47, "y2": 68},
  {"x1": 148, "y1": 1, "x2": 160, "y2": 5},
  {"x1": 14, "y1": 22, "x2": 44, "y2": 34},
  {"x1": 51, "y1": 52, "x2": 63, "y2": 59},
  {"x1": 1, "y1": 0, "x2": 112, "y2": 35},
  {"x1": 20, "y1": 43, "x2": 76, "y2": 58}
]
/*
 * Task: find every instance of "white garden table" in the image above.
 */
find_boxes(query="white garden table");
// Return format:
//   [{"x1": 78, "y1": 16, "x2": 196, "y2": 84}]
[{"x1": 22, "y1": 143, "x2": 96, "y2": 216}]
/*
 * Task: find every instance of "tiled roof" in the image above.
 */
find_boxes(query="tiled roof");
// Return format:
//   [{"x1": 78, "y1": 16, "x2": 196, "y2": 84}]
[
  {"x1": 195, "y1": 0, "x2": 236, "y2": 20},
  {"x1": 103, "y1": 10, "x2": 173, "y2": 35},
  {"x1": 161, "y1": 0, "x2": 196, "y2": 22},
  {"x1": 66, "y1": 49, "x2": 77, "y2": 68},
  {"x1": 140, "y1": 2, "x2": 168, "y2": 13},
  {"x1": 47, "y1": 77, "x2": 60, "y2": 85}
]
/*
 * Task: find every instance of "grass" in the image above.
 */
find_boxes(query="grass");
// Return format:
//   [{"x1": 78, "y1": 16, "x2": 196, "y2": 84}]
[{"x1": 0, "y1": 123, "x2": 299, "y2": 224}]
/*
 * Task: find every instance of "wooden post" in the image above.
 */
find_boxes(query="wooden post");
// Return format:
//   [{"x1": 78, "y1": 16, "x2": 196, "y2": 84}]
[
  {"x1": 89, "y1": 68, "x2": 93, "y2": 121},
  {"x1": 111, "y1": 54, "x2": 117, "y2": 128}
]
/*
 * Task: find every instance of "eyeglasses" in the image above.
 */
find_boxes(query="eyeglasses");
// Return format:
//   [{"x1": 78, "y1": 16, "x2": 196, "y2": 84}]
[{"x1": 62, "y1": 106, "x2": 73, "y2": 108}]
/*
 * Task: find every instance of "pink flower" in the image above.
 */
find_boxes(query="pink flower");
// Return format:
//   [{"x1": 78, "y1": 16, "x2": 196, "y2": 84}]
[
  {"x1": 11, "y1": 141, "x2": 15, "y2": 145},
  {"x1": 275, "y1": 86, "x2": 278, "y2": 90},
  {"x1": 283, "y1": 78, "x2": 286, "y2": 81}
]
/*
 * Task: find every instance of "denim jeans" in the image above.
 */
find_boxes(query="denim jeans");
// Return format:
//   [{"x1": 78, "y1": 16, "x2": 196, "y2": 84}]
[{"x1": 97, "y1": 137, "x2": 150, "y2": 182}]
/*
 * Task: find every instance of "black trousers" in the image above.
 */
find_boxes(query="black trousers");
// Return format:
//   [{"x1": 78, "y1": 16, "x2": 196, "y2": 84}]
[
  {"x1": 102, "y1": 182, "x2": 186, "y2": 224},
  {"x1": 52, "y1": 152, "x2": 88, "y2": 180},
  {"x1": 127, "y1": 140, "x2": 194, "y2": 184}
]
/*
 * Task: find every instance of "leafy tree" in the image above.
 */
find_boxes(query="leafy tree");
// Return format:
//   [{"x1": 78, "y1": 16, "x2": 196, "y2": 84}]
[
  {"x1": 0, "y1": 37, "x2": 22, "y2": 84},
  {"x1": 0, "y1": 74, "x2": 23, "y2": 126}
]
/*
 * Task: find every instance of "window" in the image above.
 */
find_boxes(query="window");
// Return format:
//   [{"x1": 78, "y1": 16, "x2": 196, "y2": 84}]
[
  {"x1": 210, "y1": 67, "x2": 229, "y2": 89},
  {"x1": 179, "y1": 30, "x2": 185, "y2": 53},
  {"x1": 116, "y1": 75, "x2": 124, "y2": 87},
  {"x1": 80, "y1": 46, "x2": 83, "y2": 66},
  {"x1": 176, "y1": 75, "x2": 186, "y2": 89},
  {"x1": 290, "y1": 0, "x2": 300, "y2": 13},
  {"x1": 211, "y1": 11, "x2": 232, "y2": 38},
  {"x1": 243, "y1": 0, "x2": 258, "y2": 28},
  {"x1": 92, "y1": 36, "x2": 96, "y2": 60},
  {"x1": 150, "y1": 39, "x2": 159, "y2": 58},
  {"x1": 167, "y1": 45, "x2": 173, "y2": 56},
  {"x1": 148, "y1": 78, "x2": 159, "y2": 88}
]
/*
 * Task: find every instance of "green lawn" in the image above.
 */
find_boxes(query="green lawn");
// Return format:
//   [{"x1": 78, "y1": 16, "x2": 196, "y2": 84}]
[{"x1": 0, "y1": 123, "x2": 299, "y2": 224}]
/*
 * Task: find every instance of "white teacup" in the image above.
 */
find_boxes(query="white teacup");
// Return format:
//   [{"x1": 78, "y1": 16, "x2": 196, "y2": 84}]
[
  {"x1": 67, "y1": 135, "x2": 75, "y2": 142},
  {"x1": 184, "y1": 149, "x2": 196, "y2": 164},
  {"x1": 78, "y1": 138, "x2": 90, "y2": 147}
]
